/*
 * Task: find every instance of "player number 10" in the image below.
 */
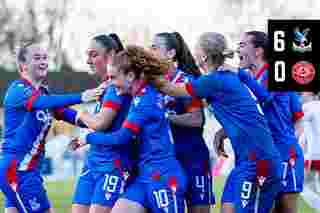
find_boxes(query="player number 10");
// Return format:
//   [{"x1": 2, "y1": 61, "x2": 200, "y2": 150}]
[{"x1": 274, "y1": 61, "x2": 286, "y2": 82}]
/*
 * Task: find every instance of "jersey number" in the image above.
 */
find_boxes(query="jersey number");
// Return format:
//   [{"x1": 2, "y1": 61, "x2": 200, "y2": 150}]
[
  {"x1": 103, "y1": 174, "x2": 120, "y2": 193},
  {"x1": 240, "y1": 181, "x2": 253, "y2": 200},
  {"x1": 195, "y1": 176, "x2": 205, "y2": 192},
  {"x1": 153, "y1": 189, "x2": 169, "y2": 208}
]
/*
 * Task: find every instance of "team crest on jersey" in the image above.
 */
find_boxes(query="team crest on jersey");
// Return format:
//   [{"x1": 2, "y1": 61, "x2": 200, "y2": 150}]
[
  {"x1": 282, "y1": 180, "x2": 287, "y2": 187},
  {"x1": 289, "y1": 158, "x2": 296, "y2": 167},
  {"x1": 29, "y1": 198, "x2": 41, "y2": 211},
  {"x1": 23, "y1": 86, "x2": 33, "y2": 96},
  {"x1": 105, "y1": 192, "x2": 112, "y2": 200},
  {"x1": 200, "y1": 193, "x2": 205, "y2": 200},
  {"x1": 257, "y1": 176, "x2": 266, "y2": 187},
  {"x1": 36, "y1": 110, "x2": 53, "y2": 123},
  {"x1": 241, "y1": 199, "x2": 248, "y2": 208}
]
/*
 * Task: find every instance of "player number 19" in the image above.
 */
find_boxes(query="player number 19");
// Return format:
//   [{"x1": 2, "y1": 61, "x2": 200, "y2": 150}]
[
  {"x1": 274, "y1": 31, "x2": 285, "y2": 52},
  {"x1": 274, "y1": 61, "x2": 286, "y2": 82}
]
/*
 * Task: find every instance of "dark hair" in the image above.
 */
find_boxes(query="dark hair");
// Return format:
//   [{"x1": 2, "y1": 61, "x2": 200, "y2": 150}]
[
  {"x1": 112, "y1": 45, "x2": 169, "y2": 82},
  {"x1": 109, "y1": 33, "x2": 124, "y2": 53},
  {"x1": 93, "y1": 33, "x2": 124, "y2": 54},
  {"x1": 246, "y1": 31, "x2": 269, "y2": 62},
  {"x1": 155, "y1": 32, "x2": 200, "y2": 77}
]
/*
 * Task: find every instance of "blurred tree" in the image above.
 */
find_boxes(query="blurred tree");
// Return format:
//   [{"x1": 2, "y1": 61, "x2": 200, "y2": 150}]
[{"x1": 0, "y1": 0, "x2": 74, "y2": 71}]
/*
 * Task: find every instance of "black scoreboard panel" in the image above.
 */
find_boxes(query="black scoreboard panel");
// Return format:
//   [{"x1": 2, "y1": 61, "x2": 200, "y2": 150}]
[{"x1": 268, "y1": 19, "x2": 319, "y2": 92}]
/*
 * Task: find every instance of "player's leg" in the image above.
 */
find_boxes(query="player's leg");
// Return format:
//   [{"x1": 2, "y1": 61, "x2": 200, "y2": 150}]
[
  {"x1": 252, "y1": 164, "x2": 281, "y2": 213},
  {"x1": 230, "y1": 164, "x2": 281, "y2": 213},
  {"x1": 186, "y1": 166, "x2": 215, "y2": 213},
  {"x1": 89, "y1": 205, "x2": 112, "y2": 213},
  {"x1": 221, "y1": 169, "x2": 235, "y2": 213},
  {"x1": 89, "y1": 171, "x2": 126, "y2": 213},
  {"x1": 0, "y1": 155, "x2": 29, "y2": 213},
  {"x1": 72, "y1": 205, "x2": 90, "y2": 213},
  {"x1": 190, "y1": 206, "x2": 211, "y2": 213},
  {"x1": 275, "y1": 156, "x2": 304, "y2": 213},
  {"x1": 221, "y1": 203, "x2": 234, "y2": 213},
  {"x1": 14, "y1": 170, "x2": 53, "y2": 213},
  {"x1": 111, "y1": 198, "x2": 146, "y2": 213},
  {"x1": 278, "y1": 193, "x2": 299, "y2": 213},
  {"x1": 45, "y1": 208, "x2": 56, "y2": 213},
  {"x1": 4, "y1": 207, "x2": 18, "y2": 213},
  {"x1": 72, "y1": 168, "x2": 95, "y2": 213},
  {"x1": 111, "y1": 180, "x2": 147, "y2": 213},
  {"x1": 147, "y1": 172, "x2": 187, "y2": 213},
  {"x1": 4, "y1": 196, "x2": 18, "y2": 213},
  {"x1": 311, "y1": 160, "x2": 320, "y2": 193}
]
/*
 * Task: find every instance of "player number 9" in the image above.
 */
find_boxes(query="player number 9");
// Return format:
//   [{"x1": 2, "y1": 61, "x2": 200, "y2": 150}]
[
  {"x1": 241, "y1": 181, "x2": 253, "y2": 200},
  {"x1": 274, "y1": 61, "x2": 286, "y2": 82},
  {"x1": 274, "y1": 31, "x2": 285, "y2": 52}
]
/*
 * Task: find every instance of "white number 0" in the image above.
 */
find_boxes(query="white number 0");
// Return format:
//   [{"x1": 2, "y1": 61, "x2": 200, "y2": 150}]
[{"x1": 274, "y1": 61, "x2": 286, "y2": 82}]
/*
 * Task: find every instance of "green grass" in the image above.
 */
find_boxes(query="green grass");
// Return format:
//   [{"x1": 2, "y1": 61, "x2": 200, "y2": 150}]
[{"x1": 0, "y1": 177, "x2": 316, "y2": 212}]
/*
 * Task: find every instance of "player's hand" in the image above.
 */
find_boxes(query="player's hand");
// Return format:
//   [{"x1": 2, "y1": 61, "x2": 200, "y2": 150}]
[
  {"x1": 68, "y1": 137, "x2": 87, "y2": 151},
  {"x1": 214, "y1": 128, "x2": 228, "y2": 158},
  {"x1": 75, "y1": 110, "x2": 89, "y2": 126},
  {"x1": 81, "y1": 84, "x2": 106, "y2": 102}
]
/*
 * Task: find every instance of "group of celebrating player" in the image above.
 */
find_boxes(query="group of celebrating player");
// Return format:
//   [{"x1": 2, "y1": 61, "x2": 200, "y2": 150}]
[{"x1": 0, "y1": 29, "x2": 305, "y2": 213}]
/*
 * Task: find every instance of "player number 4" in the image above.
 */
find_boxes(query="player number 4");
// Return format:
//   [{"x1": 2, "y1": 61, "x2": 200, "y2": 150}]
[
  {"x1": 195, "y1": 176, "x2": 205, "y2": 192},
  {"x1": 274, "y1": 31, "x2": 285, "y2": 52}
]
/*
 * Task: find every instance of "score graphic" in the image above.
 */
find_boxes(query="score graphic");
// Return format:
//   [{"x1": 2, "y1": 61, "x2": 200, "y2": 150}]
[{"x1": 268, "y1": 20, "x2": 319, "y2": 92}]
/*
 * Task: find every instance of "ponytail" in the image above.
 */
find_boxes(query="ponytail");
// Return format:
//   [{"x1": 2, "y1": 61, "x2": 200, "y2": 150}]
[
  {"x1": 172, "y1": 32, "x2": 200, "y2": 77},
  {"x1": 156, "y1": 32, "x2": 200, "y2": 77}
]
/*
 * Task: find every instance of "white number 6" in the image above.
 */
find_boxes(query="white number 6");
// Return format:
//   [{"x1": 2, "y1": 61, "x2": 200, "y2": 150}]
[{"x1": 274, "y1": 31, "x2": 285, "y2": 52}]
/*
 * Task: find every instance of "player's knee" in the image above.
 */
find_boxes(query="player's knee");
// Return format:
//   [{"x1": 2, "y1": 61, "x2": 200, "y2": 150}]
[
  {"x1": 278, "y1": 193, "x2": 299, "y2": 213},
  {"x1": 4, "y1": 207, "x2": 19, "y2": 213},
  {"x1": 221, "y1": 202, "x2": 234, "y2": 213},
  {"x1": 189, "y1": 205, "x2": 211, "y2": 213}
]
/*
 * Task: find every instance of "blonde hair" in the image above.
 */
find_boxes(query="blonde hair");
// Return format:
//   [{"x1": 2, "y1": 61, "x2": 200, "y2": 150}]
[
  {"x1": 16, "y1": 40, "x2": 36, "y2": 64},
  {"x1": 197, "y1": 32, "x2": 234, "y2": 66}
]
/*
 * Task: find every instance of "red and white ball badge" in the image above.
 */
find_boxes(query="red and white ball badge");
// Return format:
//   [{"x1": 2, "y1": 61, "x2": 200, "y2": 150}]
[{"x1": 291, "y1": 61, "x2": 315, "y2": 85}]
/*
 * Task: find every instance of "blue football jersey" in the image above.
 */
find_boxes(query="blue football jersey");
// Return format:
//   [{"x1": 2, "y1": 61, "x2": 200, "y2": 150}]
[
  {"x1": 185, "y1": 69, "x2": 280, "y2": 163},
  {"x1": 3, "y1": 79, "x2": 82, "y2": 171},
  {"x1": 85, "y1": 85, "x2": 133, "y2": 173},
  {"x1": 86, "y1": 85, "x2": 178, "y2": 181}
]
